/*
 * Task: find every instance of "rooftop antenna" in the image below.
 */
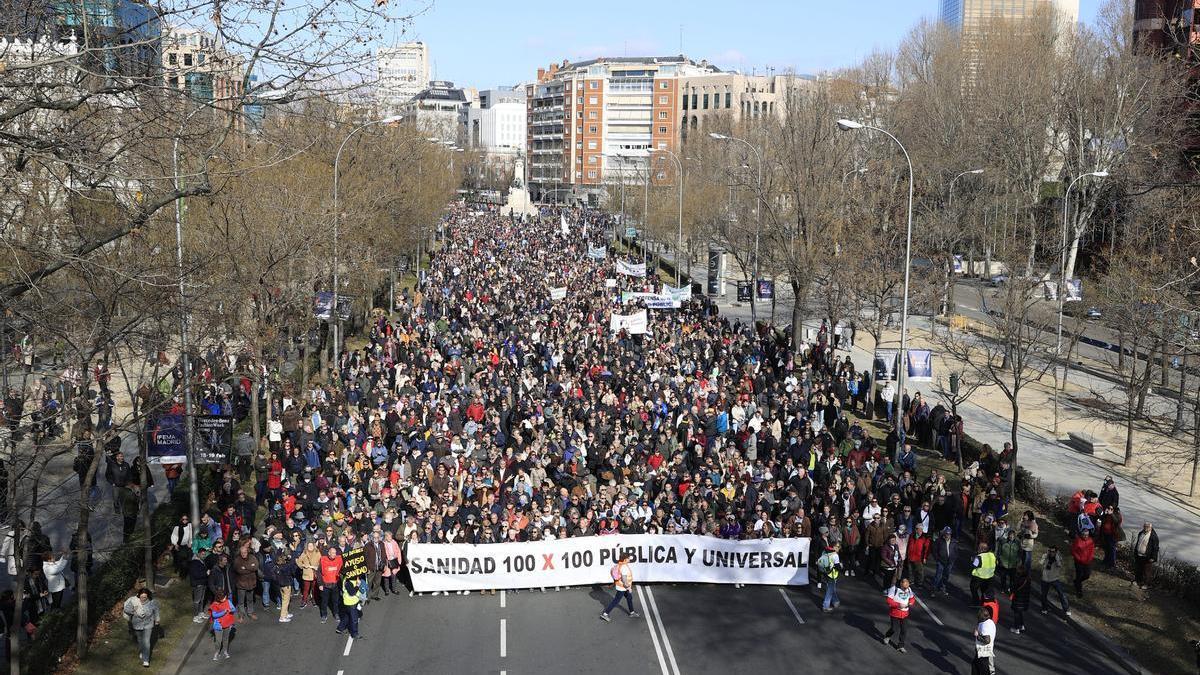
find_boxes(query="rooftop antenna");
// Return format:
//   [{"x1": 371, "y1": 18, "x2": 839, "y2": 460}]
[{"x1": 679, "y1": 24, "x2": 683, "y2": 55}]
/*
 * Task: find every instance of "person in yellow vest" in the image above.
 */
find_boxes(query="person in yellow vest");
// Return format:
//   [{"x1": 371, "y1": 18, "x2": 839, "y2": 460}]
[
  {"x1": 335, "y1": 576, "x2": 365, "y2": 640},
  {"x1": 971, "y1": 541, "x2": 996, "y2": 607},
  {"x1": 600, "y1": 553, "x2": 640, "y2": 622}
]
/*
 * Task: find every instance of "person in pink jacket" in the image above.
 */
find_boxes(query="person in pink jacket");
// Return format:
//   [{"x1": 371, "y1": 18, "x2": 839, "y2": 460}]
[{"x1": 380, "y1": 530, "x2": 404, "y2": 596}]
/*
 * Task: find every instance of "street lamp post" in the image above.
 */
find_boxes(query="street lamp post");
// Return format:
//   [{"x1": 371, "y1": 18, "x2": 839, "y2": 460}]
[
  {"x1": 653, "y1": 149, "x2": 685, "y2": 287},
  {"x1": 1054, "y1": 170, "x2": 1109, "y2": 435},
  {"x1": 332, "y1": 115, "x2": 402, "y2": 369},
  {"x1": 709, "y1": 132, "x2": 763, "y2": 323},
  {"x1": 837, "y1": 119, "x2": 915, "y2": 458}
]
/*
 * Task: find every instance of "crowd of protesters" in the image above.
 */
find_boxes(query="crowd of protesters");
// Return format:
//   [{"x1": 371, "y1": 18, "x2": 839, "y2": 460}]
[{"x1": 1, "y1": 203, "x2": 1164, "y2": 670}]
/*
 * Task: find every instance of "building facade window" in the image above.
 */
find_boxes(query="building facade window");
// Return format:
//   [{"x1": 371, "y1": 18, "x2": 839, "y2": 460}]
[
  {"x1": 588, "y1": 96, "x2": 597, "y2": 105},
  {"x1": 659, "y1": 81, "x2": 668, "y2": 89},
  {"x1": 589, "y1": 81, "x2": 598, "y2": 89},
  {"x1": 691, "y1": 93, "x2": 697, "y2": 109},
  {"x1": 703, "y1": 94, "x2": 709, "y2": 109},
  {"x1": 588, "y1": 111, "x2": 597, "y2": 119},
  {"x1": 725, "y1": 92, "x2": 732, "y2": 108},
  {"x1": 587, "y1": 170, "x2": 597, "y2": 178},
  {"x1": 658, "y1": 111, "x2": 668, "y2": 119},
  {"x1": 658, "y1": 126, "x2": 667, "y2": 134},
  {"x1": 587, "y1": 140, "x2": 597, "y2": 149},
  {"x1": 589, "y1": 125, "x2": 597, "y2": 133}
]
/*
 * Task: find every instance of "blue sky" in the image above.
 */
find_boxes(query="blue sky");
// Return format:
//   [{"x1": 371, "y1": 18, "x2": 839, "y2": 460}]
[{"x1": 393, "y1": 0, "x2": 1107, "y2": 89}]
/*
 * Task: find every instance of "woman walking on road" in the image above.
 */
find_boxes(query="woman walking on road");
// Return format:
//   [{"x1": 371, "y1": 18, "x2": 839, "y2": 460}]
[
  {"x1": 122, "y1": 588, "x2": 160, "y2": 668},
  {"x1": 600, "y1": 552, "x2": 640, "y2": 622},
  {"x1": 208, "y1": 588, "x2": 236, "y2": 661}
]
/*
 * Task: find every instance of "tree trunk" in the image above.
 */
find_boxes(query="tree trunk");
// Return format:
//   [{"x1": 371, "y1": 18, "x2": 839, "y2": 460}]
[
  {"x1": 8, "y1": 486, "x2": 23, "y2": 675},
  {"x1": 790, "y1": 280, "x2": 804, "y2": 356},
  {"x1": 74, "y1": 429, "x2": 106, "y2": 658},
  {"x1": 137, "y1": 397, "x2": 153, "y2": 585},
  {"x1": 1191, "y1": 398, "x2": 1200, "y2": 497},
  {"x1": 1009, "y1": 398, "x2": 1020, "y2": 499}
]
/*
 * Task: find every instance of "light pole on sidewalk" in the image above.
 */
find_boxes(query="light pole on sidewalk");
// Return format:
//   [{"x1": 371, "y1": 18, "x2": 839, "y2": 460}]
[
  {"x1": 837, "y1": 118, "x2": 915, "y2": 457},
  {"x1": 710, "y1": 132, "x2": 763, "y2": 324},
  {"x1": 332, "y1": 115, "x2": 402, "y2": 367},
  {"x1": 652, "y1": 148, "x2": 685, "y2": 287},
  {"x1": 1054, "y1": 170, "x2": 1108, "y2": 435}
]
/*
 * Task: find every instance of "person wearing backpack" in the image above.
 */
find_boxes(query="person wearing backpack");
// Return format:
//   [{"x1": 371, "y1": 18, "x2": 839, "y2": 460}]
[
  {"x1": 599, "y1": 552, "x2": 640, "y2": 622},
  {"x1": 818, "y1": 543, "x2": 842, "y2": 612}
]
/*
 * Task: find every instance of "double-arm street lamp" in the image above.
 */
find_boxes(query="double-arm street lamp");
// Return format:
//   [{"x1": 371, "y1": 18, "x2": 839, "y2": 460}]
[
  {"x1": 1053, "y1": 170, "x2": 1108, "y2": 434},
  {"x1": 331, "y1": 115, "x2": 402, "y2": 366},
  {"x1": 836, "y1": 118, "x2": 914, "y2": 455},
  {"x1": 709, "y1": 132, "x2": 764, "y2": 323}
]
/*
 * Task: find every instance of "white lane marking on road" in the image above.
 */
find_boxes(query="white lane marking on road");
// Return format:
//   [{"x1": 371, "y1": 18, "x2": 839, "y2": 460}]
[
  {"x1": 635, "y1": 586, "x2": 669, "y2": 675},
  {"x1": 337, "y1": 671, "x2": 344, "y2": 675},
  {"x1": 343, "y1": 636, "x2": 354, "y2": 656},
  {"x1": 778, "y1": 588, "x2": 806, "y2": 625},
  {"x1": 500, "y1": 618, "x2": 507, "y2": 658},
  {"x1": 915, "y1": 595, "x2": 944, "y2": 626},
  {"x1": 644, "y1": 588, "x2": 680, "y2": 675},
  {"x1": 500, "y1": 589, "x2": 506, "y2": 608}
]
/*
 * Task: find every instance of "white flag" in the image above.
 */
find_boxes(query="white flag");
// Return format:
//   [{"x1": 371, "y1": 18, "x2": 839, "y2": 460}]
[
  {"x1": 616, "y1": 259, "x2": 646, "y2": 277},
  {"x1": 561, "y1": 213, "x2": 570, "y2": 236},
  {"x1": 610, "y1": 310, "x2": 648, "y2": 335}
]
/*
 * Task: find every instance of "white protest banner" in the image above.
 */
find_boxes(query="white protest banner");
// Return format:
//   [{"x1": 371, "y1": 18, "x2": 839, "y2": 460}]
[
  {"x1": 560, "y1": 213, "x2": 570, "y2": 236},
  {"x1": 550, "y1": 286, "x2": 567, "y2": 301},
  {"x1": 661, "y1": 284, "x2": 692, "y2": 302},
  {"x1": 604, "y1": 278, "x2": 617, "y2": 288},
  {"x1": 406, "y1": 534, "x2": 810, "y2": 592},
  {"x1": 587, "y1": 244, "x2": 607, "y2": 260},
  {"x1": 616, "y1": 259, "x2": 647, "y2": 277},
  {"x1": 610, "y1": 309, "x2": 648, "y2": 334}
]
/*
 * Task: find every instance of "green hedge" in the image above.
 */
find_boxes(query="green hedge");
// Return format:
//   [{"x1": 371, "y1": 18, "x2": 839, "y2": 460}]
[
  {"x1": 26, "y1": 471, "x2": 216, "y2": 674},
  {"x1": 948, "y1": 426, "x2": 1200, "y2": 607}
]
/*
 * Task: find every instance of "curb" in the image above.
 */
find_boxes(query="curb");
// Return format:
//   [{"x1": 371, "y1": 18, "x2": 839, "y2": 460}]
[
  {"x1": 158, "y1": 617, "x2": 206, "y2": 675},
  {"x1": 1065, "y1": 612, "x2": 1144, "y2": 675}
]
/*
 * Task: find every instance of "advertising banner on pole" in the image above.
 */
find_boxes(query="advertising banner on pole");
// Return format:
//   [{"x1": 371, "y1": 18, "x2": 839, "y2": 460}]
[
  {"x1": 952, "y1": 255, "x2": 964, "y2": 274},
  {"x1": 194, "y1": 415, "x2": 233, "y2": 464},
  {"x1": 906, "y1": 349, "x2": 934, "y2": 382},
  {"x1": 756, "y1": 279, "x2": 775, "y2": 300},
  {"x1": 146, "y1": 414, "x2": 187, "y2": 464},
  {"x1": 736, "y1": 281, "x2": 752, "y2": 302},
  {"x1": 313, "y1": 292, "x2": 353, "y2": 321},
  {"x1": 874, "y1": 349, "x2": 899, "y2": 382},
  {"x1": 407, "y1": 534, "x2": 810, "y2": 592},
  {"x1": 616, "y1": 260, "x2": 647, "y2": 277},
  {"x1": 707, "y1": 247, "x2": 725, "y2": 296},
  {"x1": 1065, "y1": 278, "x2": 1082, "y2": 302},
  {"x1": 610, "y1": 310, "x2": 649, "y2": 335}
]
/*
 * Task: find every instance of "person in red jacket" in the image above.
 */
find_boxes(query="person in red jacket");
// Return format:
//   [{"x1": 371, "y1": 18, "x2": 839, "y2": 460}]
[
  {"x1": 1071, "y1": 531, "x2": 1095, "y2": 598},
  {"x1": 208, "y1": 588, "x2": 236, "y2": 661},
  {"x1": 905, "y1": 525, "x2": 931, "y2": 588},
  {"x1": 317, "y1": 546, "x2": 344, "y2": 623},
  {"x1": 883, "y1": 578, "x2": 915, "y2": 654}
]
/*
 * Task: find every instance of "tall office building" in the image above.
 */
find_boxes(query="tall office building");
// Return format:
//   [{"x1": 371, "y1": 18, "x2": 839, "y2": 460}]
[
  {"x1": 939, "y1": 0, "x2": 1079, "y2": 38},
  {"x1": 376, "y1": 42, "x2": 430, "y2": 113}
]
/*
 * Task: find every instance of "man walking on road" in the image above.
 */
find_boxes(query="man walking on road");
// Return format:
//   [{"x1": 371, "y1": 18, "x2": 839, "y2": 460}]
[
  {"x1": 970, "y1": 541, "x2": 996, "y2": 606},
  {"x1": 600, "y1": 552, "x2": 640, "y2": 622},
  {"x1": 818, "y1": 542, "x2": 842, "y2": 611}
]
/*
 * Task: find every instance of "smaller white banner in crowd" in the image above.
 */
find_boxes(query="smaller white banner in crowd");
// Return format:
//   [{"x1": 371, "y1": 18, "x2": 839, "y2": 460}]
[
  {"x1": 605, "y1": 278, "x2": 617, "y2": 288},
  {"x1": 661, "y1": 284, "x2": 692, "y2": 302},
  {"x1": 550, "y1": 286, "x2": 568, "y2": 301},
  {"x1": 610, "y1": 309, "x2": 649, "y2": 334},
  {"x1": 406, "y1": 534, "x2": 810, "y2": 592},
  {"x1": 620, "y1": 291, "x2": 656, "y2": 304},
  {"x1": 587, "y1": 245, "x2": 607, "y2": 260},
  {"x1": 644, "y1": 294, "x2": 681, "y2": 309},
  {"x1": 616, "y1": 259, "x2": 647, "y2": 277}
]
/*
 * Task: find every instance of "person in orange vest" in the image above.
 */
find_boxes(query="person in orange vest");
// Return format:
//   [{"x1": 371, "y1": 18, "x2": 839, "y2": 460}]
[
  {"x1": 981, "y1": 590, "x2": 1000, "y2": 625},
  {"x1": 599, "y1": 552, "x2": 640, "y2": 622},
  {"x1": 1071, "y1": 530, "x2": 1096, "y2": 598}
]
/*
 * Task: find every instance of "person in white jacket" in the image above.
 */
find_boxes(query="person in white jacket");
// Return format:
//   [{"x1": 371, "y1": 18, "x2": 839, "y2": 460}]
[{"x1": 43, "y1": 552, "x2": 70, "y2": 608}]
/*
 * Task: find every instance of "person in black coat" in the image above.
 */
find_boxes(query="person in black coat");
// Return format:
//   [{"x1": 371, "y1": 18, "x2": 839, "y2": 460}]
[
  {"x1": 1010, "y1": 564, "x2": 1032, "y2": 634},
  {"x1": 188, "y1": 550, "x2": 211, "y2": 620},
  {"x1": 1131, "y1": 522, "x2": 1160, "y2": 589}
]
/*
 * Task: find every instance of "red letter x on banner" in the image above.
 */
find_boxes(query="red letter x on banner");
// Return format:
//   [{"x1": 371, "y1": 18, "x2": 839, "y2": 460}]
[{"x1": 542, "y1": 554, "x2": 555, "y2": 570}]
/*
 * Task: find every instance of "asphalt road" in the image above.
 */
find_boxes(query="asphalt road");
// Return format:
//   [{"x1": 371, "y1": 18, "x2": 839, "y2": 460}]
[{"x1": 176, "y1": 561, "x2": 1124, "y2": 675}]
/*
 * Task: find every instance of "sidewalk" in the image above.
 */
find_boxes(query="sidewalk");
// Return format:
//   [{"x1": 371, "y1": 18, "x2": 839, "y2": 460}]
[{"x1": 658, "y1": 245, "x2": 1200, "y2": 566}]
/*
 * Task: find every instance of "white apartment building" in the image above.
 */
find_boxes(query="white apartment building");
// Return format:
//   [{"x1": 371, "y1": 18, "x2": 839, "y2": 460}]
[
  {"x1": 467, "y1": 87, "x2": 527, "y2": 151},
  {"x1": 376, "y1": 41, "x2": 430, "y2": 113}
]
